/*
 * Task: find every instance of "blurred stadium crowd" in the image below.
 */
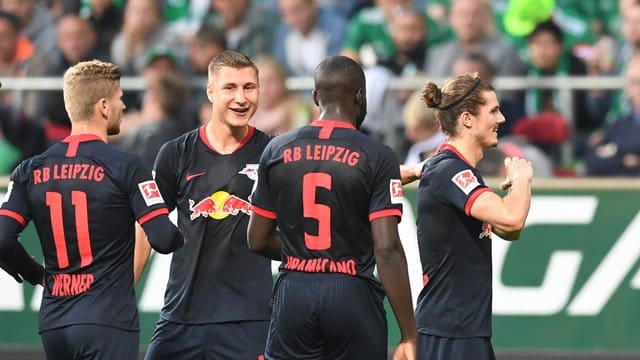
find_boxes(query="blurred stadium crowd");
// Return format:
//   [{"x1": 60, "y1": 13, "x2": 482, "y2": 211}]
[{"x1": 0, "y1": 0, "x2": 638, "y2": 178}]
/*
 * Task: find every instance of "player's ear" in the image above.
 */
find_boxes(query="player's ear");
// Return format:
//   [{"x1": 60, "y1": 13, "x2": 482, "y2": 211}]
[
  {"x1": 355, "y1": 88, "x2": 364, "y2": 105},
  {"x1": 206, "y1": 83, "x2": 214, "y2": 103},
  {"x1": 460, "y1": 111, "x2": 473, "y2": 129},
  {"x1": 97, "y1": 98, "x2": 108, "y2": 118},
  {"x1": 312, "y1": 90, "x2": 320, "y2": 107}
]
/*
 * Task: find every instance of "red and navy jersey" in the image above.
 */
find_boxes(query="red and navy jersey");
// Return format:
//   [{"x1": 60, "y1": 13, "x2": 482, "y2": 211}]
[
  {"x1": 415, "y1": 143, "x2": 494, "y2": 338},
  {"x1": 154, "y1": 125, "x2": 272, "y2": 324},
  {"x1": 251, "y1": 120, "x2": 403, "y2": 284},
  {"x1": 0, "y1": 134, "x2": 170, "y2": 332}
]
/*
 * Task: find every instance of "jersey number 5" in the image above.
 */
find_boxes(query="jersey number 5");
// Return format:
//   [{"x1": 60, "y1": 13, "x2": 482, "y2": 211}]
[
  {"x1": 302, "y1": 173, "x2": 332, "y2": 250},
  {"x1": 46, "y1": 191, "x2": 93, "y2": 269}
]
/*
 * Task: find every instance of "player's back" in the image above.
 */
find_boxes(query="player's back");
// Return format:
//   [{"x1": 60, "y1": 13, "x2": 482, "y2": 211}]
[
  {"x1": 258, "y1": 120, "x2": 403, "y2": 282},
  {"x1": 11, "y1": 135, "x2": 162, "y2": 332}
]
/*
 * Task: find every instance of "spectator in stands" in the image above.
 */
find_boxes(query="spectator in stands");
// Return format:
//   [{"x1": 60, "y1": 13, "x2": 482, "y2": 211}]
[
  {"x1": 116, "y1": 46, "x2": 183, "y2": 138},
  {"x1": 525, "y1": 20, "x2": 608, "y2": 134},
  {"x1": 185, "y1": 24, "x2": 227, "y2": 78},
  {"x1": 595, "y1": 0, "x2": 640, "y2": 123},
  {"x1": 0, "y1": 11, "x2": 32, "y2": 108},
  {"x1": 37, "y1": 14, "x2": 105, "y2": 145},
  {"x1": 341, "y1": 0, "x2": 446, "y2": 67},
  {"x1": 377, "y1": 6, "x2": 427, "y2": 77},
  {"x1": 0, "y1": 103, "x2": 46, "y2": 175},
  {"x1": 401, "y1": 89, "x2": 445, "y2": 165},
  {"x1": 142, "y1": 45, "x2": 179, "y2": 85},
  {"x1": 425, "y1": 0, "x2": 525, "y2": 77},
  {"x1": 110, "y1": 0, "x2": 183, "y2": 76},
  {"x1": 357, "y1": 5, "x2": 431, "y2": 153},
  {"x1": 585, "y1": 54, "x2": 640, "y2": 176},
  {"x1": 79, "y1": 0, "x2": 123, "y2": 57},
  {"x1": 451, "y1": 52, "x2": 524, "y2": 136},
  {"x1": 273, "y1": 0, "x2": 347, "y2": 77},
  {"x1": 202, "y1": 0, "x2": 278, "y2": 59},
  {"x1": 115, "y1": 73, "x2": 189, "y2": 167},
  {"x1": 250, "y1": 56, "x2": 311, "y2": 135},
  {"x1": 1, "y1": 0, "x2": 57, "y2": 65}
]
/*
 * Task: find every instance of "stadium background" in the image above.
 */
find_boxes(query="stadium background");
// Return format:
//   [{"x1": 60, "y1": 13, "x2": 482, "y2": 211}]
[{"x1": 1, "y1": 179, "x2": 639, "y2": 359}]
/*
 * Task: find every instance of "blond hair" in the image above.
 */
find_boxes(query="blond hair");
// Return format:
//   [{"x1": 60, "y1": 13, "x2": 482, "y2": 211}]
[
  {"x1": 63, "y1": 59, "x2": 121, "y2": 121},
  {"x1": 403, "y1": 89, "x2": 438, "y2": 130}
]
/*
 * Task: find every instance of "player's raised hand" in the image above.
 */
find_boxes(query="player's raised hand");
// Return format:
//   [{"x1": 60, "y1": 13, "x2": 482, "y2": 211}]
[
  {"x1": 391, "y1": 339, "x2": 417, "y2": 360},
  {"x1": 503, "y1": 156, "x2": 533, "y2": 186}
]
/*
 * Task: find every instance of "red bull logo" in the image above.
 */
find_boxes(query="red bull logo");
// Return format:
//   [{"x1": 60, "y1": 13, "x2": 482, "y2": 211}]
[
  {"x1": 238, "y1": 164, "x2": 259, "y2": 180},
  {"x1": 189, "y1": 191, "x2": 251, "y2": 221}
]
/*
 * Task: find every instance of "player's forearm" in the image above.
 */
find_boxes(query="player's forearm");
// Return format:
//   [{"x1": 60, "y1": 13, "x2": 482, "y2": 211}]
[
  {"x1": 247, "y1": 215, "x2": 281, "y2": 260},
  {"x1": 248, "y1": 232, "x2": 282, "y2": 261},
  {"x1": 141, "y1": 216, "x2": 184, "y2": 254},
  {"x1": 375, "y1": 246, "x2": 417, "y2": 342},
  {"x1": 0, "y1": 235, "x2": 43, "y2": 285},
  {"x1": 496, "y1": 178, "x2": 532, "y2": 235},
  {"x1": 133, "y1": 223, "x2": 152, "y2": 286},
  {"x1": 400, "y1": 164, "x2": 421, "y2": 185}
]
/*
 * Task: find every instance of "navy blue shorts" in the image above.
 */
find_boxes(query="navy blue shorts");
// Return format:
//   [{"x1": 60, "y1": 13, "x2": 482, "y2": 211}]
[
  {"x1": 40, "y1": 324, "x2": 138, "y2": 360},
  {"x1": 418, "y1": 334, "x2": 496, "y2": 360},
  {"x1": 265, "y1": 272, "x2": 387, "y2": 360},
  {"x1": 144, "y1": 318, "x2": 269, "y2": 360}
]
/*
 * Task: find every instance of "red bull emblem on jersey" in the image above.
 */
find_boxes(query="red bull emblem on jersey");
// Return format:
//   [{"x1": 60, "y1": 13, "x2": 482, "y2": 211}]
[
  {"x1": 189, "y1": 191, "x2": 251, "y2": 220},
  {"x1": 452, "y1": 169, "x2": 480, "y2": 195}
]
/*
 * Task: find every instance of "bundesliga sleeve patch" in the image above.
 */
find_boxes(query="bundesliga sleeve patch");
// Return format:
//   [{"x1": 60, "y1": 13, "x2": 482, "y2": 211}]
[
  {"x1": 451, "y1": 169, "x2": 480, "y2": 195},
  {"x1": 389, "y1": 179, "x2": 403, "y2": 204},
  {"x1": 138, "y1": 180, "x2": 165, "y2": 206}
]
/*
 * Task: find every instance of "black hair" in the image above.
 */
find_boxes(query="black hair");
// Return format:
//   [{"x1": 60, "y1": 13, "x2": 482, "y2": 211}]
[{"x1": 528, "y1": 20, "x2": 564, "y2": 44}]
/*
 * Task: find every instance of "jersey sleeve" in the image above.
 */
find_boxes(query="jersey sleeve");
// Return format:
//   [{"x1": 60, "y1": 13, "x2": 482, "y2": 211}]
[
  {"x1": 124, "y1": 155, "x2": 169, "y2": 224},
  {"x1": 250, "y1": 142, "x2": 276, "y2": 219},
  {"x1": 0, "y1": 163, "x2": 31, "y2": 227},
  {"x1": 369, "y1": 146, "x2": 403, "y2": 222},
  {"x1": 432, "y1": 158, "x2": 491, "y2": 216},
  {"x1": 153, "y1": 141, "x2": 179, "y2": 211}
]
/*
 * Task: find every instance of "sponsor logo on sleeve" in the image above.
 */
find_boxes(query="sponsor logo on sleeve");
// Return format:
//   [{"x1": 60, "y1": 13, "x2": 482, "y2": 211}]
[
  {"x1": 138, "y1": 180, "x2": 165, "y2": 206},
  {"x1": 390, "y1": 179, "x2": 403, "y2": 204},
  {"x1": 451, "y1": 169, "x2": 480, "y2": 195}
]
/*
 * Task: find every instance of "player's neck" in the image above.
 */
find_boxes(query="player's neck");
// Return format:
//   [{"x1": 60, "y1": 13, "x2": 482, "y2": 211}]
[
  {"x1": 69, "y1": 122, "x2": 108, "y2": 143},
  {"x1": 204, "y1": 120, "x2": 249, "y2": 154},
  {"x1": 447, "y1": 139, "x2": 483, "y2": 167}
]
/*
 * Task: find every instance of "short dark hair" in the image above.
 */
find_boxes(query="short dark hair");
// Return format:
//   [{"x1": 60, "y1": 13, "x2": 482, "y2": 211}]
[
  {"x1": 528, "y1": 20, "x2": 563, "y2": 44},
  {"x1": 194, "y1": 24, "x2": 227, "y2": 49}
]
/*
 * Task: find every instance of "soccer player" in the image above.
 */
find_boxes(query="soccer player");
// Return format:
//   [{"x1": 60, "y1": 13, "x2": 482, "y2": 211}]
[
  {"x1": 247, "y1": 55, "x2": 417, "y2": 360},
  {"x1": 415, "y1": 74, "x2": 533, "y2": 359},
  {"x1": 0, "y1": 59, "x2": 184, "y2": 360},
  {"x1": 140, "y1": 50, "x2": 273, "y2": 359}
]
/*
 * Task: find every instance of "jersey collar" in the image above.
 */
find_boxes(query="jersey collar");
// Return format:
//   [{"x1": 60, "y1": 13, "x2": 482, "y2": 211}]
[{"x1": 436, "y1": 143, "x2": 473, "y2": 167}]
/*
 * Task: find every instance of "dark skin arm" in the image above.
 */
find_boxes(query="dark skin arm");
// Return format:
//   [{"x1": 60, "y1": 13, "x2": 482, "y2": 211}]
[
  {"x1": 372, "y1": 216, "x2": 417, "y2": 355},
  {"x1": 247, "y1": 214, "x2": 282, "y2": 261}
]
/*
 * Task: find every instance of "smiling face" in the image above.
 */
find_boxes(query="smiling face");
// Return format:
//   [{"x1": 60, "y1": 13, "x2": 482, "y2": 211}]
[
  {"x1": 469, "y1": 90, "x2": 504, "y2": 148},
  {"x1": 207, "y1": 65, "x2": 259, "y2": 129}
]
